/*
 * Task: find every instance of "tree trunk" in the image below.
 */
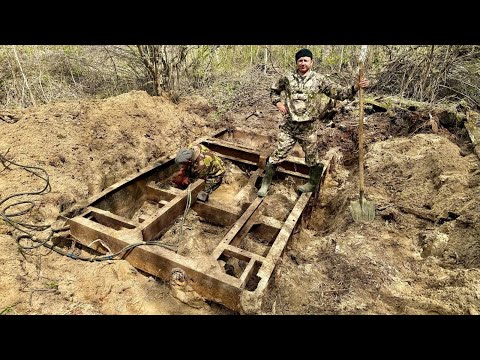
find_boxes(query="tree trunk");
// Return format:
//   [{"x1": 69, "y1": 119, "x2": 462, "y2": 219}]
[
  {"x1": 339, "y1": 45, "x2": 344, "y2": 72},
  {"x1": 264, "y1": 46, "x2": 268, "y2": 74}
]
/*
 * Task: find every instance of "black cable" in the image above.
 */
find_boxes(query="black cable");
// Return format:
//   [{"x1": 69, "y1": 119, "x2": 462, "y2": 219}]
[
  {"x1": 0, "y1": 153, "x2": 52, "y2": 238},
  {"x1": 1, "y1": 152, "x2": 177, "y2": 261}
]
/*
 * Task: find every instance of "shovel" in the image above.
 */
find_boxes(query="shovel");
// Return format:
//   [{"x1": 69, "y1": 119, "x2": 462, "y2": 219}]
[{"x1": 350, "y1": 45, "x2": 375, "y2": 223}]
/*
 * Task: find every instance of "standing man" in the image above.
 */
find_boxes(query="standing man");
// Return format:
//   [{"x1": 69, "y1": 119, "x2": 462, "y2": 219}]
[
  {"x1": 173, "y1": 144, "x2": 226, "y2": 201},
  {"x1": 257, "y1": 48, "x2": 369, "y2": 197}
]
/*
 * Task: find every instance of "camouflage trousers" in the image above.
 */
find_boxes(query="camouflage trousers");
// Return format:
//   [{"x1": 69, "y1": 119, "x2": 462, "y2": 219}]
[
  {"x1": 269, "y1": 119, "x2": 319, "y2": 167},
  {"x1": 204, "y1": 174, "x2": 224, "y2": 194}
]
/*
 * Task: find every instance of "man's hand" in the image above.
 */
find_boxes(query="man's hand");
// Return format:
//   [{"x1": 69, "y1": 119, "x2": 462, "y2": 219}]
[
  {"x1": 276, "y1": 101, "x2": 288, "y2": 115},
  {"x1": 172, "y1": 174, "x2": 186, "y2": 187},
  {"x1": 172, "y1": 167, "x2": 190, "y2": 188},
  {"x1": 354, "y1": 78, "x2": 370, "y2": 91},
  {"x1": 181, "y1": 176, "x2": 190, "y2": 186}
]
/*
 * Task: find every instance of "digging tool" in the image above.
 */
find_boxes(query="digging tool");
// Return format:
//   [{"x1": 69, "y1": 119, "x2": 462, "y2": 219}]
[{"x1": 350, "y1": 45, "x2": 375, "y2": 223}]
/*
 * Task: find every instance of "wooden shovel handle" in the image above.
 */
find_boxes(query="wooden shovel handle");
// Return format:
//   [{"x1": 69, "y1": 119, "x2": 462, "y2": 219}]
[{"x1": 358, "y1": 64, "x2": 365, "y2": 201}]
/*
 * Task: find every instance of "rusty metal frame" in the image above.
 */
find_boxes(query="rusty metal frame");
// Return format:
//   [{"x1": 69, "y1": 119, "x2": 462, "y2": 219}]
[{"x1": 65, "y1": 127, "x2": 313, "y2": 313}]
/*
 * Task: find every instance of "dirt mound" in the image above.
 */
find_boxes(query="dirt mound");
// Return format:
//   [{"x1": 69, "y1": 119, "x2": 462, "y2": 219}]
[
  {"x1": 367, "y1": 134, "x2": 480, "y2": 268},
  {"x1": 1, "y1": 91, "x2": 211, "y2": 216},
  {"x1": 0, "y1": 91, "x2": 229, "y2": 315},
  {"x1": 262, "y1": 133, "x2": 480, "y2": 314}
]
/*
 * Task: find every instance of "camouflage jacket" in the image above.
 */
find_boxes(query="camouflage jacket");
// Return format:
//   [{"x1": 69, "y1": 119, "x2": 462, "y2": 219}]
[
  {"x1": 186, "y1": 144, "x2": 225, "y2": 179},
  {"x1": 271, "y1": 70, "x2": 357, "y2": 122}
]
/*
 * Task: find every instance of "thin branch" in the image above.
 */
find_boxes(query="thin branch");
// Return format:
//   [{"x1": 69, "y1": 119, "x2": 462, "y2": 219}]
[
  {"x1": 11, "y1": 46, "x2": 36, "y2": 107},
  {"x1": 439, "y1": 84, "x2": 480, "y2": 107}
]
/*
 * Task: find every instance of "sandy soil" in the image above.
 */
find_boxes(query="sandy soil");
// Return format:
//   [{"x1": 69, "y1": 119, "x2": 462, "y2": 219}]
[{"x1": 1, "y1": 90, "x2": 480, "y2": 315}]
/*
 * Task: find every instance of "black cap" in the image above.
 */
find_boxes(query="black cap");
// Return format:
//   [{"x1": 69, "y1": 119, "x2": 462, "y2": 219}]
[{"x1": 295, "y1": 48, "x2": 313, "y2": 61}]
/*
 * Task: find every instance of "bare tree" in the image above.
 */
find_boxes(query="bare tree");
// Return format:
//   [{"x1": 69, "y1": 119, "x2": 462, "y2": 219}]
[{"x1": 136, "y1": 45, "x2": 190, "y2": 96}]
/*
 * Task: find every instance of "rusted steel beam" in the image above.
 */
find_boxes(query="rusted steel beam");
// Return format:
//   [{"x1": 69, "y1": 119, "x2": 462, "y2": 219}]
[
  {"x1": 140, "y1": 179, "x2": 205, "y2": 241},
  {"x1": 229, "y1": 216, "x2": 258, "y2": 247},
  {"x1": 214, "y1": 127, "x2": 273, "y2": 145},
  {"x1": 69, "y1": 217, "x2": 143, "y2": 253},
  {"x1": 207, "y1": 127, "x2": 229, "y2": 139},
  {"x1": 65, "y1": 127, "x2": 316, "y2": 313},
  {"x1": 69, "y1": 216, "x2": 246, "y2": 311},
  {"x1": 265, "y1": 193, "x2": 311, "y2": 263},
  {"x1": 277, "y1": 156, "x2": 310, "y2": 175},
  {"x1": 192, "y1": 199, "x2": 242, "y2": 226},
  {"x1": 211, "y1": 197, "x2": 263, "y2": 260},
  {"x1": 61, "y1": 156, "x2": 177, "y2": 218},
  {"x1": 233, "y1": 184, "x2": 255, "y2": 205},
  {"x1": 204, "y1": 138, "x2": 310, "y2": 177},
  {"x1": 86, "y1": 207, "x2": 138, "y2": 230},
  {"x1": 251, "y1": 216, "x2": 283, "y2": 242},
  {"x1": 145, "y1": 183, "x2": 179, "y2": 202},
  {"x1": 276, "y1": 168, "x2": 309, "y2": 180},
  {"x1": 223, "y1": 244, "x2": 266, "y2": 263},
  {"x1": 202, "y1": 138, "x2": 261, "y2": 164},
  {"x1": 147, "y1": 181, "x2": 281, "y2": 239},
  {"x1": 192, "y1": 200, "x2": 283, "y2": 244},
  {"x1": 258, "y1": 154, "x2": 269, "y2": 169},
  {"x1": 239, "y1": 259, "x2": 257, "y2": 288},
  {"x1": 239, "y1": 193, "x2": 312, "y2": 313}
]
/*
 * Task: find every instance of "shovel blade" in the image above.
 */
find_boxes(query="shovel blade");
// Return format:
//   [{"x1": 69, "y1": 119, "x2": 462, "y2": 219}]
[{"x1": 350, "y1": 198, "x2": 375, "y2": 223}]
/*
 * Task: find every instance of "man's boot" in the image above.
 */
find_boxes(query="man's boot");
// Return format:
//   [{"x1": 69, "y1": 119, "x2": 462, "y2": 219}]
[
  {"x1": 297, "y1": 164, "x2": 323, "y2": 193},
  {"x1": 257, "y1": 162, "x2": 276, "y2": 197}
]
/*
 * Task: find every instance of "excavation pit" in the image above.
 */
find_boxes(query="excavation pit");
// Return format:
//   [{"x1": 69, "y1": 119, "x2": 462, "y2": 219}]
[{"x1": 63, "y1": 127, "x2": 323, "y2": 312}]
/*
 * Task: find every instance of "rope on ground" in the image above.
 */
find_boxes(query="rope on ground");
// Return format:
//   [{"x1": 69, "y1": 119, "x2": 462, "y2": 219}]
[
  {"x1": 179, "y1": 184, "x2": 192, "y2": 240},
  {"x1": 0, "y1": 151, "x2": 177, "y2": 262}
]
